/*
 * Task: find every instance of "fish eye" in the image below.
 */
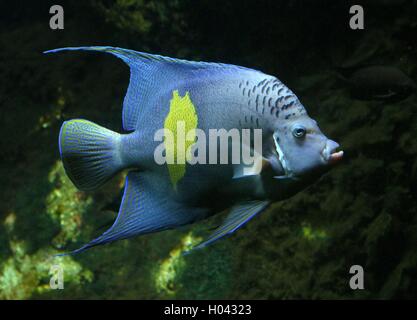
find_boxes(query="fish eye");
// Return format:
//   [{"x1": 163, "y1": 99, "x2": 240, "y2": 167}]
[{"x1": 292, "y1": 125, "x2": 306, "y2": 138}]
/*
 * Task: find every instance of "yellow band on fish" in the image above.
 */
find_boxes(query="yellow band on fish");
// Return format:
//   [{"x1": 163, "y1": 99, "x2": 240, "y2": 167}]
[{"x1": 163, "y1": 90, "x2": 198, "y2": 191}]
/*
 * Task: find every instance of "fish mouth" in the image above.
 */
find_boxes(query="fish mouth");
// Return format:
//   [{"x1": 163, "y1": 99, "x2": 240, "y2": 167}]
[
  {"x1": 328, "y1": 150, "x2": 344, "y2": 164},
  {"x1": 321, "y1": 143, "x2": 344, "y2": 165}
]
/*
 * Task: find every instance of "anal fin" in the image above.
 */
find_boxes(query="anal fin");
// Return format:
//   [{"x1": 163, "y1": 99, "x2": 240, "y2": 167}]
[{"x1": 60, "y1": 171, "x2": 207, "y2": 255}]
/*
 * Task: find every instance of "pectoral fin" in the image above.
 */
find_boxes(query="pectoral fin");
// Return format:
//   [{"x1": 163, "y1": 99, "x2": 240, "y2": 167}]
[
  {"x1": 233, "y1": 152, "x2": 269, "y2": 179},
  {"x1": 188, "y1": 200, "x2": 270, "y2": 252}
]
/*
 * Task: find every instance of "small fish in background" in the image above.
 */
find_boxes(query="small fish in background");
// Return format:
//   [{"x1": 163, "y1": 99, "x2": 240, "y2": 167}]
[
  {"x1": 337, "y1": 65, "x2": 416, "y2": 101},
  {"x1": 45, "y1": 46, "x2": 343, "y2": 255}
]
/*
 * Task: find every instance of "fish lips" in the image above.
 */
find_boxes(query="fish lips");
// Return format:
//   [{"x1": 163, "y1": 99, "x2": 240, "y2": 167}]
[
  {"x1": 327, "y1": 150, "x2": 344, "y2": 164},
  {"x1": 321, "y1": 142, "x2": 344, "y2": 165}
]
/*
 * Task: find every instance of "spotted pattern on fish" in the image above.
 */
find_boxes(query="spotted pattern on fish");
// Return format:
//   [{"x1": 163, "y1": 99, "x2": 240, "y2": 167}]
[{"x1": 239, "y1": 77, "x2": 306, "y2": 125}]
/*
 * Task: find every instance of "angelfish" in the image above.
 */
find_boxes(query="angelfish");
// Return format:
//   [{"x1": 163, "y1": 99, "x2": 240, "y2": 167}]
[{"x1": 45, "y1": 46, "x2": 343, "y2": 254}]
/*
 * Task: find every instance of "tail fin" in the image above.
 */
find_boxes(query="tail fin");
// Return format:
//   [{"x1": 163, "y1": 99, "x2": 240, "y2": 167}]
[{"x1": 59, "y1": 119, "x2": 123, "y2": 191}]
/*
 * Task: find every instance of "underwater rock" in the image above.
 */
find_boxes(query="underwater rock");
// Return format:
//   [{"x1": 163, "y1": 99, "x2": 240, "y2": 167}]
[{"x1": 339, "y1": 65, "x2": 416, "y2": 101}]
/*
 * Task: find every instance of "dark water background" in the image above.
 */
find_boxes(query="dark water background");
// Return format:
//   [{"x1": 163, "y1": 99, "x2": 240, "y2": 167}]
[{"x1": 0, "y1": 0, "x2": 416, "y2": 299}]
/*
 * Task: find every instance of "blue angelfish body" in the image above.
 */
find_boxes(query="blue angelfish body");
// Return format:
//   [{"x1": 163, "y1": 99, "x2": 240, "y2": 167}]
[{"x1": 46, "y1": 46, "x2": 343, "y2": 254}]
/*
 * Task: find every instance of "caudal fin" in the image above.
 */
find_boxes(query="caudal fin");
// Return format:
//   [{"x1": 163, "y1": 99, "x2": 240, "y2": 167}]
[{"x1": 59, "y1": 119, "x2": 123, "y2": 191}]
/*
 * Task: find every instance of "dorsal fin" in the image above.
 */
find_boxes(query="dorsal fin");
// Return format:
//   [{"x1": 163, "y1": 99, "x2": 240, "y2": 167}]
[{"x1": 44, "y1": 46, "x2": 254, "y2": 131}]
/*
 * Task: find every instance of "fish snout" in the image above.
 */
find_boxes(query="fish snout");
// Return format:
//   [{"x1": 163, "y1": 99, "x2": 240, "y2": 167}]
[{"x1": 322, "y1": 140, "x2": 343, "y2": 164}]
